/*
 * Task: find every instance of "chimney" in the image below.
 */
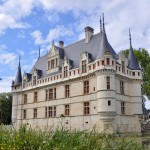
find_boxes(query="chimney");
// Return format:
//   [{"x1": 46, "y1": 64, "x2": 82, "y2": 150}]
[
  {"x1": 84, "y1": 26, "x2": 94, "y2": 43},
  {"x1": 59, "y1": 41, "x2": 64, "y2": 48}
]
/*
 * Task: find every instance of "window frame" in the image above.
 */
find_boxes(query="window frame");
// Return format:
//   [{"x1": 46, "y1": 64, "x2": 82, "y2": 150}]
[
  {"x1": 106, "y1": 76, "x2": 110, "y2": 90},
  {"x1": 65, "y1": 104, "x2": 70, "y2": 116},
  {"x1": 23, "y1": 109, "x2": 26, "y2": 119},
  {"x1": 121, "y1": 102, "x2": 125, "y2": 115},
  {"x1": 84, "y1": 102, "x2": 90, "y2": 115},
  {"x1": 64, "y1": 66, "x2": 68, "y2": 78},
  {"x1": 82, "y1": 60, "x2": 87, "y2": 73},
  {"x1": 120, "y1": 81, "x2": 124, "y2": 94},
  {"x1": 83, "y1": 80, "x2": 89, "y2": 95},
  {"x1": 24, "y1": 94, "x2": 27, "y2": 104},
  {"x1": 65, "y1": 85, "x2": 70, "y2": 98},
  {"x1": 34, "y1": 91, "x2": 38, "y2": 102},
  {"x1": 33, "y1": 108, "x2": 37, "y2": 118}
]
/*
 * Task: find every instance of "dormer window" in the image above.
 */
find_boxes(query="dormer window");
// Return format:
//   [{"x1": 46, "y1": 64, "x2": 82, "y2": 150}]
[
  {"x1": 122, "y1": 61, "x2": 125, "y2": 73},
  {"x1": 82, "y1": 60, "x2": 87, "y2": 73},
  {"x1": 51, "y1": 59, "x2": 55, "y2": 69},
  {"x1": 33, "y1": 76, "x2": 36, "y2": 86},
  {"x1": 23, "y1": 79, "x2": 26, "y2": 88},
  {"x1": 64, "y1": 66, "x2": 68, "y2": 78},
  {"x1": 106, "y1": 58, "x2": 110, "y2": 65},
  {"x1": 56, "y1": 58, "x2": 58, "y2": 67}
]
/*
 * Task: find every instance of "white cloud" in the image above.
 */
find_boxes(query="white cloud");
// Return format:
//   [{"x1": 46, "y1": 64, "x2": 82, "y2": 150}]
[
  {"x1": 46, "y1": 25, "x2": 73, "y2": 42},
  {"x1": 31, "y1": 25, "x2": 73, "y2": 45},
  {"x1": 31, "y1": 30, "x2": 44, "y2": 45},
  {"x1": 0, "y1": 52, "x2": 17, "y2": 67}
]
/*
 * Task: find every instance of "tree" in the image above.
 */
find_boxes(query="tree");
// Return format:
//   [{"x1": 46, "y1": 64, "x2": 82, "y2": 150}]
[
  {"x1": 122, "y1": 48, "x2": 150, "y2": 99},
  {"x1": 0, "y1": 92, "x2": 12, "y2": 124}
]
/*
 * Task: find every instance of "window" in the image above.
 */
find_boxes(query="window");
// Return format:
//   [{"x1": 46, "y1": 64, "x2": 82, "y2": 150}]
[
  {"x1": 65, "y1": 85, "x2": 70, "y2": 97},
  {"x1": 54, "y1": 88, "x2": 56, "y2": 99},
  {"x1": 49, "y1": 89, "x2": 53, "y2": 100},
  {"x1": 48, "y1": 61, "x2": 50, "y2": 70},
  {"x1": 82, "y1": 60, "x2": 87, "y2": 73},
  {"x1": 45, "y1": 107, "x2": 48, "y2": 118},
  {"x1": 122, "y1": 61, "x2": 125, "y2": 73},
  {"x1": 48, "y1": 107, "x2": 53, "y2": 117},
  {"x1": 23, "y1": 79, "x2": 26, "y2": 88},
  {"x1": 102, "y1": 60, "x2": 104, "y2": 65},
  {"x1": 65, "y1": 104, "x2": 70, "y2": 116},
  {"x1": 33, "y1": 108, "x2": 37, "y2": 118},
  {"x1": 120, "y1": 81, "x2": 124, "y2": 94},
  {"x1": 121, "y1": 102, "x2": 125, "y2": 115},
  {"x1": 108, "y1": 100, "x2": 111, "y2": 106},
  {"x1": 106, "y1": 77, "x2": 110, "y2": 89},
  {"x1": 56, "y1": 58, "x2": 58, "y2": 67},
  {"x1": 84, "y1": 102, "x2": 90, "y2": 115},
  {"x1": 51, "y1": 59, "x2": 55, "y2": 69},
  {"x1": 47, "y1": 88, "x2": 56, "y2": 100},
  {"x1": 138, "y1": 72, "x2": 140, "y2": 76},
  {"x1": 132, "y1": 72, "x2": 135, "y2": 76},
  {"x1": 84, "y1": 80, "x2": 89, "y2": 94},
  {"x1": 106, "y1": 58, "x2": 110, "y2": 65},
  {"x1": 24, "y1": 94, "x2": 27, "y2": 104},
  {"x1": 23, "y1": 110, "x2": 26, "y2": 119},
  {"x1": 46, "y1": 90, "x2": 48, "y2": 100},
  {"x1": 34, "y1": 92, "x2": 38, "y2": 102},
  {"x1": 33, "y1": 76, "x2": 36, "y2": 86},
  {"x1": 64, "y1": 66, "x2": 68, "y2": 78},
  {"x1": 46, "y1": 106, "x2": 56, "y2": 118},
  {"x1": 54, "y1": 106, "x2": 56, "y2": 117},
  {"x1": 112, "y1": 61, "x2": 114, "y2": 66},
  {"x1": 93, "y1": 64, "x2": 96, "y2": 69}
]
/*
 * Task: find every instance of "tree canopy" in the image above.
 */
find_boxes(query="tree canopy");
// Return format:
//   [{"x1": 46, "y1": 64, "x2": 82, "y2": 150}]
[
  {"x1": 0, "y1": 92, "x2": 12, "y2": 124},
  {"x1": 122, "y1": 48, "x2": 150, "y2": 99}
]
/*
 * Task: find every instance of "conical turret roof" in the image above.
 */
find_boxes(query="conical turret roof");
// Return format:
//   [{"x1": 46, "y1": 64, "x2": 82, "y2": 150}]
[
  {"x1": 14, "y1": 55, "x2": 22, "y2": 86},
  {"x1": 97, "y1": 14, "x2": 118, "y2": 60},
  {"x1": 128, "y1": 29, "x2": 140, "y2": 70}
]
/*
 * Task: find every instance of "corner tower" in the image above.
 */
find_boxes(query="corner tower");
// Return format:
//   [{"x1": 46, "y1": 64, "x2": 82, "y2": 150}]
[
  {"x1": 96, "y1": 14, "x2": 117, "y2": 133},
  {"x1": 12, "y1": 55, "x2": 22, "y2": 127}
]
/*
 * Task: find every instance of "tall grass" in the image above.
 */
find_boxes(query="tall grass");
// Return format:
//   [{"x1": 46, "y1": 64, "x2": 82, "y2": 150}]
[{"x1": 0, "y1": 124, "x2": 147, "y2": 150}]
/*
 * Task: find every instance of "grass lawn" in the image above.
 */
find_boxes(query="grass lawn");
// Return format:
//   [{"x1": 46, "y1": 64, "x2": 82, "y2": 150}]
[{"x1": 0, "y1": 124, "x2": 149, "y2": 150}]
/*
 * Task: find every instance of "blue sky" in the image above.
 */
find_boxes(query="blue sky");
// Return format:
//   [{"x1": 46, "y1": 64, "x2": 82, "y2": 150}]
[{"x1": 0, "y1": 0, "x2": 150, "y2": 108}]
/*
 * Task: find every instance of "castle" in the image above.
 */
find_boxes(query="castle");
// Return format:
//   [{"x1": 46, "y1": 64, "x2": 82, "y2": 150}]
[{"x1": 11, "y1": 15, "x2": 143, "y2": 134}]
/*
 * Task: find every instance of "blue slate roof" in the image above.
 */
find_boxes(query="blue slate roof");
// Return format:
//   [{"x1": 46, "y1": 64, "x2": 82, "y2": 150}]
[
  {"x1": 14, "y1": 58, "x2": 22, "y2": 86},
  {"x1": 29, "y1": 30, "x2": 118, "y2": 78},
  {"x1": 128, "y1": 30, "x2": 140, "y2": 70}
]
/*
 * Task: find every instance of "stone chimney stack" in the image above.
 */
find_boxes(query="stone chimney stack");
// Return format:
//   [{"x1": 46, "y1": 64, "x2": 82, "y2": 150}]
[
  {"x1": 84, "y1": 26, "x2": 94, "y2": 43},
  {"x1": 59, "y1": 41, "x2": 64, "y2": 48}
]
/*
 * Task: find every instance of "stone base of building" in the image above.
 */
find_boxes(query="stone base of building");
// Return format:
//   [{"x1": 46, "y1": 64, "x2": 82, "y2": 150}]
[{"x1": 12, "y1": 115, "x2": 141, "y2": 135}]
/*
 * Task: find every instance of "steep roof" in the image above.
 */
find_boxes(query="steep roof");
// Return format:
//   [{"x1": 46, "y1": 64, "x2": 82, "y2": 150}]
[
  {"x1": 30, "y1": 30, "x2": 118, "y2": 78},
  {"x1": 128, "y1": 29, "x2": 140, "y2": 70},
  {"x1": 97, "y1": 14, "x2": 118, "y2": 60},
  {"x1": 14, "y1": 56, "x2": 22, "y2": 86}
]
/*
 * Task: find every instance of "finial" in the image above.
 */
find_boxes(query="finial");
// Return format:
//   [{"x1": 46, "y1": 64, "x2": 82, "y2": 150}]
[
  {"x1": 38, "y1": 46, "x2": 41, "y2": 59},
  {"x1": 19, "y1": 54, "x2": 21, "y2": 67},
  {"x1": 129, "y1": 28, "x2": 132, "y2": 47},
  {"x1": 102, "y1": 13, "x2": 105, "y2": 32},
  {"x1": 100, "y1": 16, "x2": 102, "y2": 33}
]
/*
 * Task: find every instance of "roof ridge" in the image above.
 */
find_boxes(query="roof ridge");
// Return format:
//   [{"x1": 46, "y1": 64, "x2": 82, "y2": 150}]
[{"x1": 64, "y1": 32, "x2": 100, "y2": 48}]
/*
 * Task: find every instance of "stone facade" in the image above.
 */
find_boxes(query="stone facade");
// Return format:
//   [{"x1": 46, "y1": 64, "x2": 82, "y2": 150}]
[{"x1": 12, "y1": 17, "x2": 143, "y2": 134}]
